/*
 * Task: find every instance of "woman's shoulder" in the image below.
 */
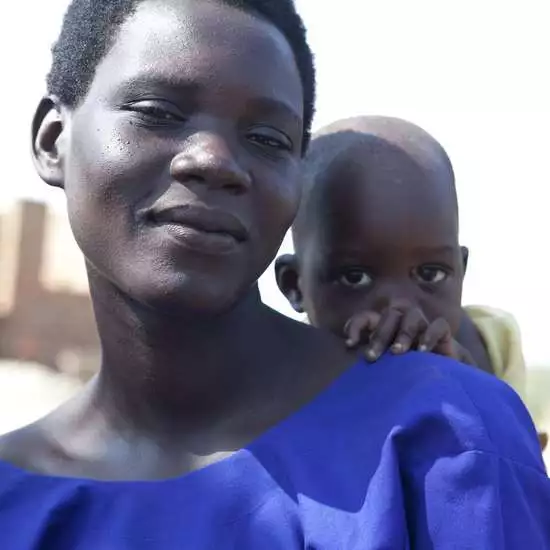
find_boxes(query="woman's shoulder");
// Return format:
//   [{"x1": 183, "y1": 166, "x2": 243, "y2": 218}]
[
  {"x1": 0, "y1": 422, "x2": 49, "y2": 475},
  {"x1": 351, "y1": 352, "x2": 544, "y2": 471},
  {"x1": 277, "y1": 351, "x2": 544, "y2": 476}
]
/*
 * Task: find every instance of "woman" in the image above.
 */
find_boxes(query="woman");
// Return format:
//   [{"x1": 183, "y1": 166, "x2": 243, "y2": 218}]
[{"x1": 0, "y1": 0, "x2": 548, "y2": 547}]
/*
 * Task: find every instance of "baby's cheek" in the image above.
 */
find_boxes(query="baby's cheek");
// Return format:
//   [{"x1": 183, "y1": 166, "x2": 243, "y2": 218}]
[
  {"x1": 446, "y1": 283, "x2": 464, "y2": 334},
  {"x1": 418, "y1": 294, "x2": 460, "y2": 333},
  {"x1": 323, "y1": 290, "x2": 372, "y2": 337},
  {"x1": 301, "y1": 286, "x2": 340, "y2": 333}
]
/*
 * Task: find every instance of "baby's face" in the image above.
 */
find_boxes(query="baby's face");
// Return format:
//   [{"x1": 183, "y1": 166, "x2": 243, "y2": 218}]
[{"x1": 297, "y1": 152, "x2": 464, "y2": 337}]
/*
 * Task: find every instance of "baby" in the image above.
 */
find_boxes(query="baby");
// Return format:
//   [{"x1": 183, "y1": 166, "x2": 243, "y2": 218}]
[{"x1": 276, "y1": 116, "x2": 544, "y2": 447}]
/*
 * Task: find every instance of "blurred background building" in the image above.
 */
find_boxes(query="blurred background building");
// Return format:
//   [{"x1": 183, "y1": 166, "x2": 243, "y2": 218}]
[
  {"x1": 0, "y1": 200, "x2": 99, "y2": 375},
  {"x1": 0, "y1": 199, "x2": 97, "y2": 432}
]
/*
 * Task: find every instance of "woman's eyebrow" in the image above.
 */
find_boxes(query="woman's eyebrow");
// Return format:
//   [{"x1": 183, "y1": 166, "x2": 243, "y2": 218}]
[
  {"x1": 116, "y1": 75, "x2": 302, "y2": 124},
  {"x1": 115, "y1": 75, "x2": 202, "y2": 99},
  {"x1": 245, "y1": 97, "x2": 302, "y2": 127}
]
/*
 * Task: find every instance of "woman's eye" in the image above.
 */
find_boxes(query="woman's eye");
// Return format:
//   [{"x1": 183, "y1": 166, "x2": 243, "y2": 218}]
[
  {"x1": 126, "y1": 102, "x2": 183, "y2": 123},
  {"x1": 338, "y1": 269, "x2": 373, "y2": 289},
  {"x1": 247, "y1": 127, "x2": 293, "y2": 152},
  {"x1": 413, "y1": 265, "x2": 448, "y2": 284}
]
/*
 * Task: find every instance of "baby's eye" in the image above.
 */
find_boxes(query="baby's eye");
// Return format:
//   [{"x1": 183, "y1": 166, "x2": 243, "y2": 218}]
[
  {"x1": 412, "y1": 265, "x2": 448, "y2": 284},
  {"x1": 338, "y1": 268, "x2": 373, "y2": 289}
]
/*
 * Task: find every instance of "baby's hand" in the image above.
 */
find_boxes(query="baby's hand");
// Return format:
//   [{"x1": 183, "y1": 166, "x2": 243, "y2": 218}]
[{"x1": 344, "y1": 303, "x2": 475, "y2": 365}]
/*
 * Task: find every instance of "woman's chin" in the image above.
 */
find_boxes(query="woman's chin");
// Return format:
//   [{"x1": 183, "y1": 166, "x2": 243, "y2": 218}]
[{"x1": 124, "y1": 271, "x2": 249, "y2": 318}]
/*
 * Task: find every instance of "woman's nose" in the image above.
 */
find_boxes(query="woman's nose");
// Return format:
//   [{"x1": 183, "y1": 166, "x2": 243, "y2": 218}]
[{"x1": 170, "y1": 132, "x2": 252, "y2": 194}]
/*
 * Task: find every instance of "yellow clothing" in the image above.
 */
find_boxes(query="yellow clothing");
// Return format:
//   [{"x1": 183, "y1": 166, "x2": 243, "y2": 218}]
[
  {"x1": 464, "y1": 305, "x2": 526, "y2": 398},
  {"x1": 465, "y1": 306, "x2": 549, "y2": 457}
]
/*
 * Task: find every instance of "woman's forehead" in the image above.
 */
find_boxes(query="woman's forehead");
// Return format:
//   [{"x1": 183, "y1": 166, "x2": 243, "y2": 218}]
[{"x1": 86, "y1": 0, "x2": 303, "y2": 119}]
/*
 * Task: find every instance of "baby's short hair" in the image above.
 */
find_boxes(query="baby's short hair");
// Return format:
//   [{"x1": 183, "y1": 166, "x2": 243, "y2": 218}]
[{"x1": 292, "y1": 118, "x2": 458, "y2": 254}]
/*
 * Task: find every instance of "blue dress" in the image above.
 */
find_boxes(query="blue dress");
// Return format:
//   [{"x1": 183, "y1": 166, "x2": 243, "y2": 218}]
[{"x1": 0, "y1": 353, "x2": 548, "y2": 549}]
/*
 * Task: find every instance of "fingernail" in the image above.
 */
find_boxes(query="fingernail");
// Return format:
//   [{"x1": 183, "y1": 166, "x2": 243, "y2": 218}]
[
  {"x1": 419, "y1": 345, "x2": 427, "y2": 352},
  {"x1": 366, "y1": 349, "x2": 378, "y2": 362},
  {"x1": 392, "y1": 343, "x2": 403, "y2": 353}
]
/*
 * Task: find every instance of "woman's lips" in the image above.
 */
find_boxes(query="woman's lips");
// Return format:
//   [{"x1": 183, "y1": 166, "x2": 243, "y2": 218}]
[{"x1": 149, "y1": 205, "x2": 249, "y2": 255}]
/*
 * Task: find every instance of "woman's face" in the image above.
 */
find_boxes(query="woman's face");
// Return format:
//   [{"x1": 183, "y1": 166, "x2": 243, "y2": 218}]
[{"x1": 54, "y1": 0, "x2": 304, "y2": 314}]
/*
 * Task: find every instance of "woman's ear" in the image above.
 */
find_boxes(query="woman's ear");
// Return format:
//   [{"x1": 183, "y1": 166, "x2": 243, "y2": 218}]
[
  {"x1": 274, "y1": 254, "x2": 305, "y2": 313},
  {"x1": 461, "y1": 246, "x2": 469, "y2": 274},
  {"x1": 31, "y1": 96, "x2": 68, "y2": 189}
]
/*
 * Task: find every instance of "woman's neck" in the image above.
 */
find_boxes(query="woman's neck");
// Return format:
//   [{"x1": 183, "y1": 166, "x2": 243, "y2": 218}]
[
  {"x1": 87, "y1": 273, "x2": 280, "y2": 438},
  {"x1": 9, "y1": 275, "x2": 351, "y2": 479}
]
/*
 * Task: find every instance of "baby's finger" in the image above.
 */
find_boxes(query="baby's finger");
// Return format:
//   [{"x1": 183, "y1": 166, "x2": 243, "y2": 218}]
[
  {"x1": 391, "y1": 308, "x2": 428, "y2": 354},
  {"x1": 344, "y1": 311, "x2": 381, "y2": 347},
  {"x1": 366, "y1": 307, "x2": 402, "y2": 361},
  {"x1": 418, "y1": 318, "x2": 453, "y2": 354}
]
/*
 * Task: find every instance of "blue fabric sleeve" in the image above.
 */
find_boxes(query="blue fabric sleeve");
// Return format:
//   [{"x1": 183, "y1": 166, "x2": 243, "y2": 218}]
[{"x1": 406, "y1": 449, "x2": 550, "y2": 549}]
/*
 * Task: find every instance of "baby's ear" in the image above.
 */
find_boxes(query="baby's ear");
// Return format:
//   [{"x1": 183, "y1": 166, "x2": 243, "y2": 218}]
[
  {"x1": 460, "y1": 246, "x2": 469, "y2": 274},
  {"x1": 274, "y1": 254, "x2": 304, "y2": 313}
]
